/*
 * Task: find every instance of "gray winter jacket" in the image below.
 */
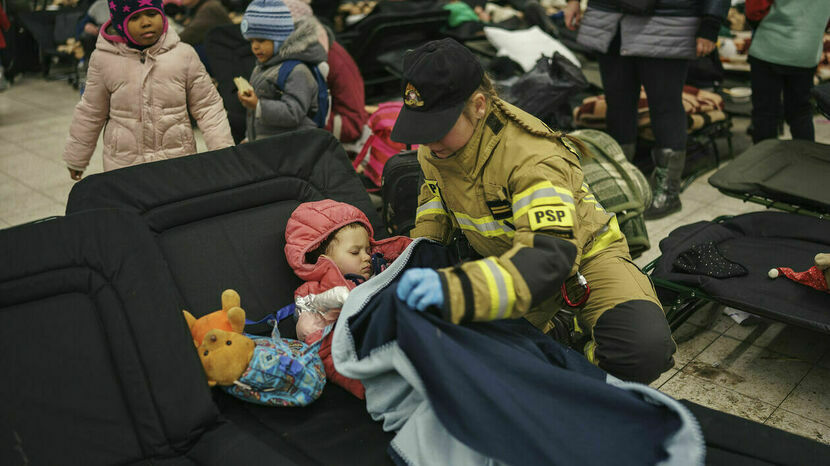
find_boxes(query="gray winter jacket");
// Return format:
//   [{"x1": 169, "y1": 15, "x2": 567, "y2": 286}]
[
  {"x1": 246, "y1": 17, "x2": 328, "y2": 142},
  {"x1": 576, "y1": 0, "x2": 729, "y2": 59}
]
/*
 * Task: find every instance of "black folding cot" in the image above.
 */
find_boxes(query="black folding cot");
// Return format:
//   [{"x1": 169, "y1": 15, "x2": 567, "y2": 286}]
[
  {"x1": 2, "y1": 129, "x2": 829, "y2": 465},
  {"x1": 645, "y1": 139, "x2": 830, "y2": 334}
]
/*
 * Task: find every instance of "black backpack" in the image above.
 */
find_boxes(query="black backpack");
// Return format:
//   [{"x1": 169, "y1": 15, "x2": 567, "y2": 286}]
[{"x1": 380, "y1": 150, "x2": 422, "y2": 236}]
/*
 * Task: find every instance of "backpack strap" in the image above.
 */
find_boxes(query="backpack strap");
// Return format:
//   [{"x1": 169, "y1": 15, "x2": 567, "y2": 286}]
[
  {"x1": 276, "y1": 59, "x2": 301, "y2": 91},
  {"x1": 276, "y1": 59, "x2": 329, "y2": 128}
]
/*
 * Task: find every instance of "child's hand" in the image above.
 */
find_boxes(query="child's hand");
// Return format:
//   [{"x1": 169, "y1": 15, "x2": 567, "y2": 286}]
[
  {"x1": 237, "y1": 89, "x2": 258, "y2": 110},
  {"x1": 68, "y1": 168, "x2": 84, "y2": 181}
]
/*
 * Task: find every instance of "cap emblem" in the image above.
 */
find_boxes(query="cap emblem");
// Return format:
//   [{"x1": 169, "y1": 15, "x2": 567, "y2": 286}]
[{"x1": 404, "y1": 83, "x2": 424, "y2": 108}]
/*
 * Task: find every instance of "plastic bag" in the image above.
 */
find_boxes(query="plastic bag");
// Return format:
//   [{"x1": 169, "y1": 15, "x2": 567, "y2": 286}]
[{"x1": 503, "y1": 52, "x2": 588, "y2": 130}]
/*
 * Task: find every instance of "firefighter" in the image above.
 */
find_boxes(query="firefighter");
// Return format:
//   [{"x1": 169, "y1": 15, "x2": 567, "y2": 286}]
[{"x1": 390, "y1": 38, "x2": 675, "y2": 384}]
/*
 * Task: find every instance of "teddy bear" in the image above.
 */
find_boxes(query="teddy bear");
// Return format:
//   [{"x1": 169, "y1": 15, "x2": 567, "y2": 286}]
[
  {"x1": 768, "y1": 253, "x2": 830, "y2": 293},
  {"x1": 183, "y1": 290, "x2": 327, "y2": 406},
  {"x1": 183, "y1": 289, "x2": 246, "y2": 346}
]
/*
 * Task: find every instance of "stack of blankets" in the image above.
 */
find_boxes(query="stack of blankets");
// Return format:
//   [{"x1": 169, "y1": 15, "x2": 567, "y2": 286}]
[{"x1": 573, "y1": 85, "x2": 727, "y2": 140}]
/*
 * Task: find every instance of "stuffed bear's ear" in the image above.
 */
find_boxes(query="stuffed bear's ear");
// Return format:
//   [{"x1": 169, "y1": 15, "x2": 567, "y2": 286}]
[
  {"x1": 222, "y1": 289, "x2": 241, "y2": 311},
  {"x1": 183, "y1": 310, "x2": 197, "y2": 329},
  {"x1": 227, "y1": 306, "x2": 246, "y2": 333},
  {"x1": 815, "y1": 253, "x2": 830, "y2": 269}
]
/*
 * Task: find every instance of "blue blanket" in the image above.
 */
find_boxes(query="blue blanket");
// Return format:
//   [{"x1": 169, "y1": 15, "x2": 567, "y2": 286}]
[{"x1": 333, "y1": 239, "x2": 703, "y2": 465}]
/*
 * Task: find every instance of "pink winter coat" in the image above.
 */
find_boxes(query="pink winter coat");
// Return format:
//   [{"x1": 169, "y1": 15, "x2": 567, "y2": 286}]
[
  {"x1": 285, "y1": 199, "x2": 411, "y2": 398},
  {"x1": 63, "y1": 23, "x2": 233, "y2": 172}
]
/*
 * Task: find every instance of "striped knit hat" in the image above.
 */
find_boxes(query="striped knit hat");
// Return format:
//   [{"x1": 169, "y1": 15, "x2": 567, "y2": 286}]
[{"x1": 241, "y1": 0, "x2": 294, "y2": 45}]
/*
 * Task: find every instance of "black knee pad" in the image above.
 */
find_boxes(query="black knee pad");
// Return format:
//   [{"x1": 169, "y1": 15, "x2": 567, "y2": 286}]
[{"x1": 592, "y1": 300, "x2": 675, "y2": 384}]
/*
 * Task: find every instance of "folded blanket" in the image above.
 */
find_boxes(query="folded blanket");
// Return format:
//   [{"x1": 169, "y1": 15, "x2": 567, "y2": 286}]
[
  {"x1": 573, "y1": 85, "x2": 726, "y2": 140},
  {"x1": 332, "y1": 238, "x2": 705, "y2": 466}
]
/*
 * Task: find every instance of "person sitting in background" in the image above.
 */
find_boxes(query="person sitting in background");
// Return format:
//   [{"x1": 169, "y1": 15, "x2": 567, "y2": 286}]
[{"x1": 63, "y1": 0, "x2": 233, "y2": 179}]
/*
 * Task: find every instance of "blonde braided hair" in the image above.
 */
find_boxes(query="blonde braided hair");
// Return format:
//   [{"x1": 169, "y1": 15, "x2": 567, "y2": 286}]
[{"x1": 463, "y1": 73, "x2": 590, "y2": 157}]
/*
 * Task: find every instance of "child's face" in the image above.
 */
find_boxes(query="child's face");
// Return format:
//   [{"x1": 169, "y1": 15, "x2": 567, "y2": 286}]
[
  {"x1": 325, "y1": 226, "x2": 372, "y2": 280},
  {"x1": 250, "y1": 38, "x2": 275, "y2": 63},
  {"x1": 127, "y1": 10, "x2": 164, "y2": 47}
]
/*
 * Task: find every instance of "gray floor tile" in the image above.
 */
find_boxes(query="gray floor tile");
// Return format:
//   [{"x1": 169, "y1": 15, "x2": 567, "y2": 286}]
[
  {"x1": 0, "y1": 150, "x2": 63, "y2": 184},
  {"x1": 688, "y1": 335, "x2": 813, "y2": 405},
  {"x1": 660, "y1": 371, "x2": 776, "y2": 423},
  {"x1": 17, "y1": 133, "x2": 72, "y2": 160},
  {"x1": 0, "y1": 174, "x2": 64, "y2": 226},
  {"x1": 643, "y1": 199, "x2": 712, "y2": 239},
  {"x1": 779, "y1": 366, "x2": 830, "y2": 428},
  {"x1": 766, "y1": 408, "x2": 830, "y2": 446},
  {"x1": 672, "y1": 322, "x2": 720, "y2": 367},
  {"x1": 818, "y1": 350, "x2": 830, "y2": 371},
  {"x1": 650, "y1": 368, "x2": 678, "y2": 390},
  {"x1": 724, "y1": 322, "x2": 830, "y2": 364}
]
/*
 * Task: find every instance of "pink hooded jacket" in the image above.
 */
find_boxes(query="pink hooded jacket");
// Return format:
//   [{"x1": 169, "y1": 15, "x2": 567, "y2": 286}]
[
  {"x1": 63, "y1": 24, "x2": 233, "y2": 172},
  {"x1": 285, "y1": 200, "x2": 411, "y2": 398}
]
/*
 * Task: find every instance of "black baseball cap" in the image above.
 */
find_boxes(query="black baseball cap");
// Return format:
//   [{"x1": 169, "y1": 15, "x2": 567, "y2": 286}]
[{"x1": 390, "y1": 38, "x2": 484, "y2": 144}]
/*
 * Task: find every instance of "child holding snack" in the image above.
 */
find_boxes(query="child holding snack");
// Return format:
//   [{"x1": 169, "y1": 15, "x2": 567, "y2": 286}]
[
  {"x1": 284, "y1": 200, "x2": 411, "y2": 398},
  {"x1": 237, "y1": 0, "x2": 328, "y2": 141},
  {"x1": 62, "y1": 0, "x2": 233, "y2": 179}
]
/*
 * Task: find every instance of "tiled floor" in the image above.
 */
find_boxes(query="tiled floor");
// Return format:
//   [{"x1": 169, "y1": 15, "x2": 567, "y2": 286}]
[{"x1": 2, "y1": 74, "x2": 830, "y2": 446}]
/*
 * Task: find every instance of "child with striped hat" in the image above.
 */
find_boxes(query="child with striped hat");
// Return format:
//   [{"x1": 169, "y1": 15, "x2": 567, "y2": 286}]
[{"x1": 237, "y1": 0, "x2": 329, "y2": 141}]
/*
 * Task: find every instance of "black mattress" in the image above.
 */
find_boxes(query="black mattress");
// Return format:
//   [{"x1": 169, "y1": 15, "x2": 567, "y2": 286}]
[
  {"x1": 652, "y1": 211, "x2": 830, "y2": 334},
  {"x1": 66, "y1": 129, "x2": 385, "y2": 335},
  {"x1": 708, "y1": 139, "x2": 830, "y2": 214}
]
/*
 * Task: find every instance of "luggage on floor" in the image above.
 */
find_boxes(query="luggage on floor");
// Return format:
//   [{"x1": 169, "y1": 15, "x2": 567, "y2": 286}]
[
  {"x1": 570, "y1": 129, "x2": 652, "y2": 258},
  {"x1": 352, "y1": 101, "x2": 410, "y2": 190},
  {"x1": 380, "y1": 149, "x2": 421, "y2": 236},
  {"x1": 503, "y1": 52, "x2": 588, "y2": 130}
]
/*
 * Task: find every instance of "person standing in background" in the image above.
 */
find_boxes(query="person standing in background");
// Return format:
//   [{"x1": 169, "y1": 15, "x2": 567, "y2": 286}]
[
  {"x1": 178, "y1": 0, "x2": 232, "y2": 47},
  {"x1": 746, "y1": 0, "x2": 830, "y2": 143},
  {"x1": 283, "y1": 0, "x2": 368, "y2": 144},
  {"x1": 564, "y1": 0, "x2": 730, "y2": 220}
]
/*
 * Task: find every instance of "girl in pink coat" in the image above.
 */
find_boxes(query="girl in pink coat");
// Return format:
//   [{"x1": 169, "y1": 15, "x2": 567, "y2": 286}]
[
  {"x1": 285, "y1": 200, "x2": 411, "y2": 398},
  {"x1": 63, "y1": 0, "x2": 233, "y2": 180}
]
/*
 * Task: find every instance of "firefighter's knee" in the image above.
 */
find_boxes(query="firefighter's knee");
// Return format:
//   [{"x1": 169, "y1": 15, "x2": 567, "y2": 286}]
[{"x1": 592, "y1": 300, "x2": 676, "y2": 384}]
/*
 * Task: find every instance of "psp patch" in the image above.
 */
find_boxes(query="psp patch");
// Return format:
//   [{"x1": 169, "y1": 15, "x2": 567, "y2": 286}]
[{"x1": 528, "y1": 205, "x2": 574, "y2": 233}]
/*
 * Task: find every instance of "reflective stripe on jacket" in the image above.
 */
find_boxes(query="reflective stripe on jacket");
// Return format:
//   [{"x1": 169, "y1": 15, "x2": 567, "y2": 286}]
[{"x1": 412, "y1": 100, "x2": 629, "y2": 325}]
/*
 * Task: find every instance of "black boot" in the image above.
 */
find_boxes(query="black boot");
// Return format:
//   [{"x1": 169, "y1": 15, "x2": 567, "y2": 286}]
[{"x1": 644, "y1": 148, "x2": 684, "y2": 220}]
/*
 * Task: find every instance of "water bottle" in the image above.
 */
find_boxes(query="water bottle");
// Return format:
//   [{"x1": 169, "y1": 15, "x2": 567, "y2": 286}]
[{"x1": 77, "y1": 58, "x2": 87, "y2": 97}]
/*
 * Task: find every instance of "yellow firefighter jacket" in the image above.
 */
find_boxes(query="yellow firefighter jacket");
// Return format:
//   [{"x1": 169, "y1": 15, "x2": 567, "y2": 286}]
[{"x1": 411, "y1": 99, "x2": 630, "y2": 326}]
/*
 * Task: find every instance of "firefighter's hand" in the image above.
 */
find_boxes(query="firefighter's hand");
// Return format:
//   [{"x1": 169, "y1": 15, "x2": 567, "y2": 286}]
[
  {"x1": 397, "y1": 268, "x2": 444, "y2": 312},
  {"x1": 237, "y1": 89, "x2": 258, "y2": 110}
]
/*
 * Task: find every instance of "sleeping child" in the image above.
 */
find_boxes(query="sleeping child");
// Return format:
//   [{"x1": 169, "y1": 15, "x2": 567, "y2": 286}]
[{"x1": 284, "y1": 199, "x2": 411, "y2": 398}]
